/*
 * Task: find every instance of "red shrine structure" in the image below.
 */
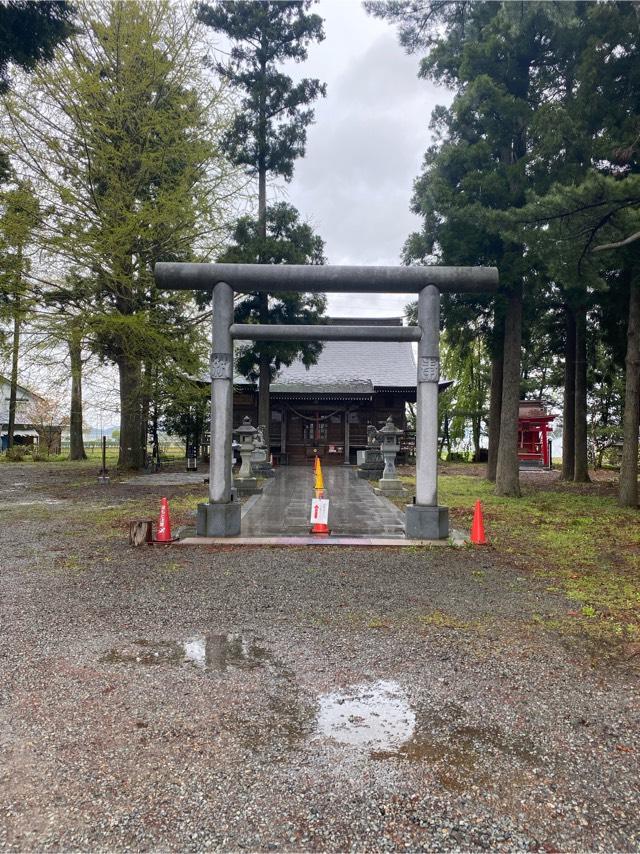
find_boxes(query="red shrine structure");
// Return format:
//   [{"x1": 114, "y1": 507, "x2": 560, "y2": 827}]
[{"x1": 518, "y1": 400, "x2": 555, "y2": 469}]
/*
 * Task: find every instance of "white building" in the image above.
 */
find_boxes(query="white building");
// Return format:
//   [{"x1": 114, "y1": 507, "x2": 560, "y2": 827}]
[{"x1": 0, "y1": 375, "x2": 61, "y2": 453}]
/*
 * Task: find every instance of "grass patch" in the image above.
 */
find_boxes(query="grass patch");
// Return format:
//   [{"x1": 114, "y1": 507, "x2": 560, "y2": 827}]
[
  {"x1": 418, "y1": 609, "x2": 472, "y2": 630},
  {"x1": 400, "y1": 473, "x2": 640, "y2": 641}
]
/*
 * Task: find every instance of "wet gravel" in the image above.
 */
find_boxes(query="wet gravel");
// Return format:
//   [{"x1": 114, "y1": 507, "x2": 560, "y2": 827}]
[{"x1": 1, "y1": 462, "x2": 639, "y2": 852}]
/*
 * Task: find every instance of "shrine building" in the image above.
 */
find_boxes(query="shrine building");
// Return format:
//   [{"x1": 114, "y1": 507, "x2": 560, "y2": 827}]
[
  {"x1": 231, "y1": 317, "x2": 420, "y2": 466},
  {"x1": 517, "y1": 399, "x2": 555, "y2": 469}
]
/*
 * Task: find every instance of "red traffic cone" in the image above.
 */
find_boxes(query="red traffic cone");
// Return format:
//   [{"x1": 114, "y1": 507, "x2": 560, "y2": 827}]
[
  {"x1": 310, "y1": 500, "x2": 330, "y2": 536},
  {"x1": 470, "y1": 500, "x2": 487, "y2": 545},
  {"x1": 155, "y1": 497, "x2": 174, "y2": 543}
]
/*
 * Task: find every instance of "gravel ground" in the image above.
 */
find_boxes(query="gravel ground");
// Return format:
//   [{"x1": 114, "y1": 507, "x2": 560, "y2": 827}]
[{"x1": 1, "y1": 462, "x2": 638, "y2": 852}]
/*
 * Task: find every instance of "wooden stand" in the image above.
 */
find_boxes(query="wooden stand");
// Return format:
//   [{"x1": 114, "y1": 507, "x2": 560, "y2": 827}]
[{"x1": 129, "y1": 520, "x2": 153, "y2": 546}]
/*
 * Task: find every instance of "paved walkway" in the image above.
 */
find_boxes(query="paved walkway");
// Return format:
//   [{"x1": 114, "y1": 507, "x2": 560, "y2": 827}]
[{"x1": 242, "y1": 466, "x2": 406, "y2": 537}]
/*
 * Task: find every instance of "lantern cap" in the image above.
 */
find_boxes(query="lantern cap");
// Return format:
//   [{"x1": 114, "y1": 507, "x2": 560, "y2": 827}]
[
  {"x1": 234, "y1": 416, "x2": 258, "y2": 438},
  {"x1": 378, "y1": 415, "x2": 403, "y2": 437}
]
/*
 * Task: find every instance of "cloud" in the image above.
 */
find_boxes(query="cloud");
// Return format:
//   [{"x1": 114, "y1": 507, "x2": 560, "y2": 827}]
[{"x1": 281, "y1": 2, "x2": 451, "y2": 314}]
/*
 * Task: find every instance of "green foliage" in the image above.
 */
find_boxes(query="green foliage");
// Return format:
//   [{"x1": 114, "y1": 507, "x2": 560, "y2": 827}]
[
  {"x1": 197, "y1": 0, "x2": 325, "y2": 183},
  {"x1": 221, "y1": 202, "x2": 327, "y2": 380},
  {"x1": 2, "y1": 1, "x2": 238, "y2": 467},
  {"x1": 3, "y1": 444, "x2": 27, "y2": 461},
  {"x1": 0, "y1": 1, "x2": 74, "y2": 94},
  {"x1": 160, "y1": 380, "x2": 210, "y2": 446},
  {"x1": 0, "y1": 1, "x2": 74, "y2": 177},
  {"x1": 439, "y1": 326, "x2": 490, "y2": 458},
  {"x1": 0, "y1": 180, "x2": 41, "y2": 335}
]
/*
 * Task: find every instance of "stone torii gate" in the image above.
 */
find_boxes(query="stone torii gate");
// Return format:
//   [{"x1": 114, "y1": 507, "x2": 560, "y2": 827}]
[{"x1": 154, "y1": 262, "x2": 498, "y2": 539}]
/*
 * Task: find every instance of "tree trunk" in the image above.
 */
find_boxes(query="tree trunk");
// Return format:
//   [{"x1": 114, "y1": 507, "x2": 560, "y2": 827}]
[
  {"x1": 68, "y1": 330, "x2": 87, "y2": 460},
  {"x1": 472, "y1": 415, "x2": 481, "y2": 461},
  {"x1": 486, "y1": 344, "x2": 503, "y2": 481},
  {"x1": 258, "y1": 168, "x2": 267, "y2": 240},
  {"x1": 254, "y1": 71, "x2": 272, "y2": 443},
  {"x1": 619, "y1": 279, "x2": 639, "y2": 507},
  {"x1": 573, "y1": 305, "x2": 590, "y2": 482},
  {"x1": 7, "y1": 292, "x2": 21, "y2": 450},
  {"x1": 258, "y1": 354, "x2": 271, "y2": 448},
  {"x1": 561, "y1": 304, "x2": 576, "y2": 480},
  {"x1": 495, "y1": 282, "x2": 522, "y2": 497},
  {"x1": 140, "y1": 362, "x2": 152, "y2": 463},
  {"x1": 117, "y1": 355, "x2": 144, "y2": 469}
]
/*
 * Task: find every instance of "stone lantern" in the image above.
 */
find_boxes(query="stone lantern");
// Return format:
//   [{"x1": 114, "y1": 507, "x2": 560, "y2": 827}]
[
  {"x1": 376, "y1": 415, "x2": 405, "y2": 496},
  {"x1": 356, "y1": 423, "x2": 385, "y2": 480},
  {"x1": 233, "y1": 416, "x2": 262, "y2": 494},
  {"x1": 250, "y1": 425, "x2": 274, "y2": 478}
]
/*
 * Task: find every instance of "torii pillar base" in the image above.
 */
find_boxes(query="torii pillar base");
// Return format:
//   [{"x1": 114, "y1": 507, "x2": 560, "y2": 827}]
[
  {"x1": 405, "y1": 504, "x2": 449, "y2": 540},
  {"x1": 197, "y1": 502, "x2": 241, "y2": 537}
]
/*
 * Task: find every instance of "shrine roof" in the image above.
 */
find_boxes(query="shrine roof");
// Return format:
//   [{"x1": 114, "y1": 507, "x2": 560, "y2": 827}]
[{"x1": 228, "y1": 318, "x2": 415, "y2": 392}]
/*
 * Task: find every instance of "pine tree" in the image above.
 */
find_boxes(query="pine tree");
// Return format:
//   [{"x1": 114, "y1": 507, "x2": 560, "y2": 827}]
[
  {"x1": 0, "y1": 181, "x2": 41, "y2": 448},
  {"x1": 0, "y1": 1, "x2": 74, "y2": 177},
  {"x1": 197, "y1": 0, "x2": 326, "y2": 444},
  {"x1": 2, "y1": 1, "x2": 240, "y2": 468},
  {"x1": 371, "y1": 1, "x2": 592, "y2": 496},
  {"x1": 220, "y1": 202, "x2": 326, "y2": 422}
]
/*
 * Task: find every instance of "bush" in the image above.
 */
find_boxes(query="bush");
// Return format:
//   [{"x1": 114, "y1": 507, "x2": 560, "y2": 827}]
[{"x1": 4, "y1": 445, "x2": 28, "y2": 461}]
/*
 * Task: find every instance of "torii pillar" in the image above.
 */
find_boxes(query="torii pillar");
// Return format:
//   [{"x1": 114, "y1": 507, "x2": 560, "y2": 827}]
[{"x1": 405, "y1": 285, "x2": 448, "y2": 539}]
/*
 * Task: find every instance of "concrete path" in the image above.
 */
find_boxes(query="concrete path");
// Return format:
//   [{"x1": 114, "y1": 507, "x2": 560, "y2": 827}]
[{"x1": 242, "y1": 466, "x2": 406, "y2": 537}]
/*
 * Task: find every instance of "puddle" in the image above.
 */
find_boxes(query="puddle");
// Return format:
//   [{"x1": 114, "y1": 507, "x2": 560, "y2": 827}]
[
  {"x1": 314, "y1": 681, "x2": 536, "y2": 792},
  {"x1": 101, "y1": 633, "x2": 270, "y2": 671},
  {"x1": 315, "y1": 680, "x2": 416, "y2": 750}
]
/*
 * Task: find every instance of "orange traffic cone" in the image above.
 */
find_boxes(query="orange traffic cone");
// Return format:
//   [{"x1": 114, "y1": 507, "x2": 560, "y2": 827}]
[
  {"x1": 311, "y1": 459, "x2": 330, "y2": 535},
  {"x1": 155, "y1": 497, "x2": 174, "y2": 543},
  {"x1": 470, "y1": 500, "x2": 487, "y2": 545}
]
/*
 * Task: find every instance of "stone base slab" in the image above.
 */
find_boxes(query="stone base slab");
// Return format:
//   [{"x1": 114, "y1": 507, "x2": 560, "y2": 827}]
[
  {"x1": 376, "y1": 479, "x2": 406, "y2": 496},
  {"x1": 234, "y1": 477, "x2": 263, "y2": 495},
  {"x1": 179, "y1": 534, "x2": 461, "y2": 547},
  {"x1": 250, "y1": 462, "x2": 275, "y2": 478},
  {"x1": 356, "y1": 468, "x2": 384, "y2": 480},
  {"x1": 405, "y1": 504, "x2": 449, "y2": 540},
  {"x1": 196, "y1": 502, "x2": 241, "y2": 537}
]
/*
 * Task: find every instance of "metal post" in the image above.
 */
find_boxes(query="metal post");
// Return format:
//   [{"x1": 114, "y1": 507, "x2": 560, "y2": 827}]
[
  {"x1": 344, "y1": 413, "x2": 350, "y2": 465},
  {"x1": 405, "y1": 285, "x2": 449, "y2": 539},
  {"x1": 197, "y1": 281, "x2": 241, "y2": 536}
]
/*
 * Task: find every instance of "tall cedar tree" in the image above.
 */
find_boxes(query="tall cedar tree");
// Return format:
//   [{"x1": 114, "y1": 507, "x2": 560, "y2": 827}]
[
  {"x1": 2, "y1": 1, "x2": 235, "y2": 468},
  {"x1": 220, "y1": 202, "x2": 326, "y2": 407},
  {"x1": 0, "y1": 182, "x2": 40, "y2": 448},
  {"x1": 370, "y1": 1, "x2": 585, "y2": 496},
  {"x1": 515, "y1": 2, "x2": 640, "y2": 505},
  {"x1": 197, "y1": 0, "x2": 326, "y2": 445}
]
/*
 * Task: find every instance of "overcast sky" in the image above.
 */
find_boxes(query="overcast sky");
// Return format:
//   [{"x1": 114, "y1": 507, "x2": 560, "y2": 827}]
[{"x1": 283, "y1": 0, "x2": 451, "y2": 317}]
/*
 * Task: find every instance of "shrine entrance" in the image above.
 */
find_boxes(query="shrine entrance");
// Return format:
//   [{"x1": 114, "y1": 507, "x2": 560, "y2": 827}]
[
  {"x1": 155, "y1": 261, "x2": 498, "y2": 539},
  {"x1": 284, "y1": 406, "x2": 345, "y2": 466}
]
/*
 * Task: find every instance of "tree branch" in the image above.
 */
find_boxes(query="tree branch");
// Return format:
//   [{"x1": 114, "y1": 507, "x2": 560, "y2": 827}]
[{"x1": 592, "y1": 229, "x2": 640, "y2": 252}]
